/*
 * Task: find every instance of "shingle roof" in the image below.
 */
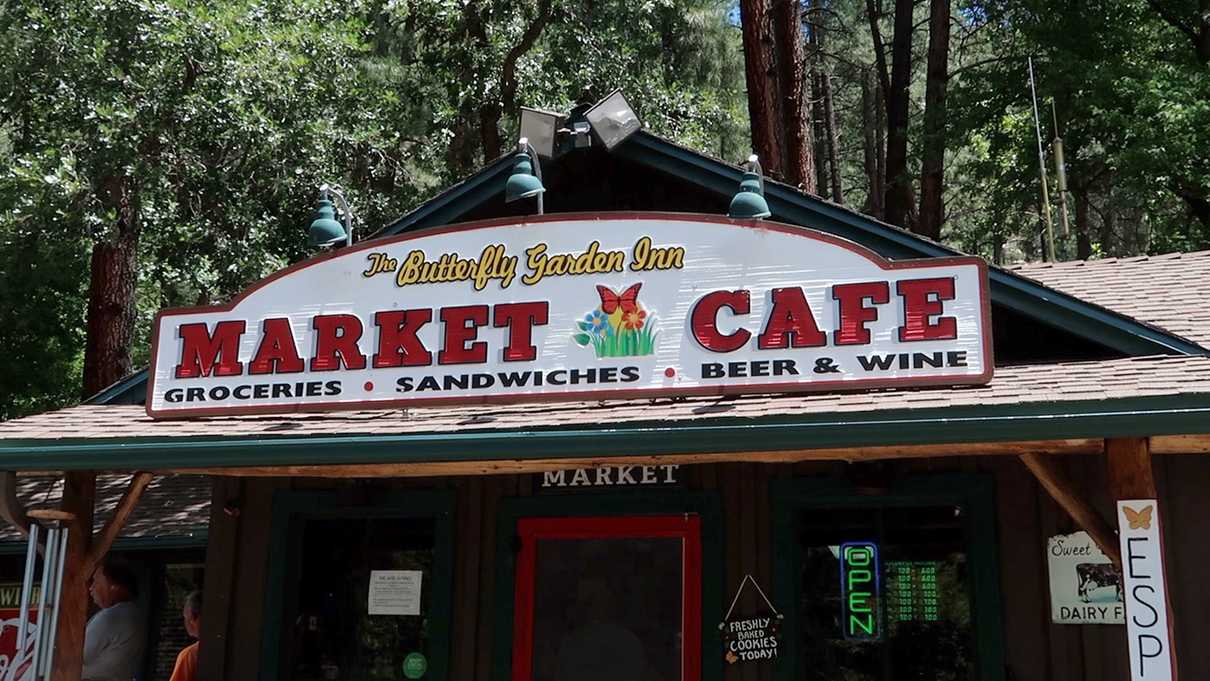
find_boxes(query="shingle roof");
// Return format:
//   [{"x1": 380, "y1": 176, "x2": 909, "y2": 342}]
[
  {"x1": 3, "y1": 355, "x2": 1209, "y2": 443},
  {"x1": 0, "y1": 474, "x2": 209, "y2": 544},
  {"x1": 1013, "y1": 251, "x2": 1210, "y2": 349}
]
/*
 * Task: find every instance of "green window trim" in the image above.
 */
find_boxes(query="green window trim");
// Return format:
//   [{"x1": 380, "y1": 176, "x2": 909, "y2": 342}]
[
  {"x1": 489, "y1": 491, "x2": 724, "y2": 681},
  {"x1": 771, "y1": 475, "x2": 1006, "y2": 681},
  {"x1": 259, "y1": 489, "x2": 455, "y2": 681}
]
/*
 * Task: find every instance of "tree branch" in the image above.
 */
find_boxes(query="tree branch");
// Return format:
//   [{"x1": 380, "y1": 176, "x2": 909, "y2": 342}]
[
  {"x1": 1145, "y1": 0, "x2": 1199, "y2": 42},
  {"x1": 500, "y1": 0, "x2": 555, "y2": 118}
]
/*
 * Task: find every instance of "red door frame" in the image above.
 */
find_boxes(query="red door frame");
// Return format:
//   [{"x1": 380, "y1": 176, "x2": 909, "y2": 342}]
[{"x1": 511, "y1": 515, "x2": 703, "y2": 681}]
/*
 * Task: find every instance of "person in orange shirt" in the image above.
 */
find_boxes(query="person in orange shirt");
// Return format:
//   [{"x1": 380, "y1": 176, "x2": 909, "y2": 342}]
[{"x1": 170, "y1": 591, "x2": 202, "y2": 681}]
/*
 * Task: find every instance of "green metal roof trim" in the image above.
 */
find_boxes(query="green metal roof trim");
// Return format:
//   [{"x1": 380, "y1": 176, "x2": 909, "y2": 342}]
[{"x1": 13, "y1": 393, "x2": 1210, "y2": 471}]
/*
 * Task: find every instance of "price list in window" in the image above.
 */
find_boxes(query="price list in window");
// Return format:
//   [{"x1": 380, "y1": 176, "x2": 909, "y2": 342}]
[{"x1": 884, "y1": 561, "x2": 940, "y2": 625}]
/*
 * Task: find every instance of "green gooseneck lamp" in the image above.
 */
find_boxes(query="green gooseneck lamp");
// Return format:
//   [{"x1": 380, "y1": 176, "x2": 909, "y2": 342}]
[
  {"x1": 728, "y1": 154, "x2": 772, "y2": 219},
  {"x1": 504, "y1": 137, "x2": 545, "y2": 214},
  {"x1": 309, "y1": 184, "x2": 353, "y2": 248}
]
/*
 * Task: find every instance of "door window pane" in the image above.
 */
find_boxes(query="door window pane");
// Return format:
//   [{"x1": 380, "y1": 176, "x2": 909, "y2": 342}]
[
  {"x1": 530, "y1": 537, "x2": 683, "y2": 681},
  {"x1": 282, "y1": 517, "x2": 435, "y2": 681},
  {"x1": 797, "y1": 506, "x2": 975, "y2": 681}
]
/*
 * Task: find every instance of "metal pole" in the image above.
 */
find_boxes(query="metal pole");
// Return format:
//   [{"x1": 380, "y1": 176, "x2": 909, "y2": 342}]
[
  {"x1": 16, "y1": 523, "x2": 39, "y2": 654},
  {"x1": 1028, "y1": 57, "x2": 1056, "y2": 261},
  {"x1": 29, "y1": 526, "x2": 58, "y2": 679},
  {"x1": 1051, "y1": 100, "x2": 1071, "y2": 238},
  {"x1": 524, "y1": 141, "x2": 544, "y2": 215},
  {"x1": 39, "y1": 528, "x2": 69, "y2": 678}
]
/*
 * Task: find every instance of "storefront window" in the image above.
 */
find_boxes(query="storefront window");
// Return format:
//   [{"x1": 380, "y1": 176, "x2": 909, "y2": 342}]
[
  {"x1": 797, "y1": 505, "x2": 975, "y2": 681},
  {"x1": 281, "y1": 517, "x2": 436, "y2": 681}
]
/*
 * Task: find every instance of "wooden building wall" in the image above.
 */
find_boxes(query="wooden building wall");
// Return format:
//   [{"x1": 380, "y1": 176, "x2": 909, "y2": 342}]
[{"x1": 197, "y1": 454, "x2": 1210, "y2": 681}]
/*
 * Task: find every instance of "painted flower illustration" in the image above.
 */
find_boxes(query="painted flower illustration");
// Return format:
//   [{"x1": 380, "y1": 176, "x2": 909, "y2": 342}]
[
  {"x1": 622, "y1": 308, "x2": 647, "y2": 330},
  {"x1": 572, "y1": 283, "x2": 658, "y2": 358},
  {"x1": 585, "y1": 310, "x2": 613, "y2": 336}
]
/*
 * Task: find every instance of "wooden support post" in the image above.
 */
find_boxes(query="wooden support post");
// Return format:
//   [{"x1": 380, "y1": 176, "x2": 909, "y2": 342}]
[
  {"x1": 1020, "y1": 452, "x2": 1121, "y2": 566},
  {"x1": 1106, "y1": 437, "x2": 1157, "y2": 499},
  {"x1": 1106, "y1": 437, "x2": 1178, "y2": 680},
  {"x1": 52, "y1": 471, "x2": 95, "y2": 681}
]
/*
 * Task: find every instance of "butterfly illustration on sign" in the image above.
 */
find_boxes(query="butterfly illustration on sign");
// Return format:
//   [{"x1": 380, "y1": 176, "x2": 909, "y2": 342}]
[
  {"x1": 572, "y1": 283, "x2": 659, "y2": 358},
  {"x1": 1122, "y1": 505, "x2": 1153, "y2": 530}
]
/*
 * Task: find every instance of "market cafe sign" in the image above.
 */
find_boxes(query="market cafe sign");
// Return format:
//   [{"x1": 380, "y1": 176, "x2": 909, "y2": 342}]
[{"x1": 147, "y1": 214, "x2": 993, "y2": 418}]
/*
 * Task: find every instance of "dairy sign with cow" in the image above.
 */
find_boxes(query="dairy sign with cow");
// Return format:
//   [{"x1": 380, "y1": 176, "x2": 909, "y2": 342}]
[
  {"x1": 1046, "y1": 531, "x2": 1125, "y2": 624},
  {"x1": 146, "y1": 214, "x2": 992, "y2": 418}
]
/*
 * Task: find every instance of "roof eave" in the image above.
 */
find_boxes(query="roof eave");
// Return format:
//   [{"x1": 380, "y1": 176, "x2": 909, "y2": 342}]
[{"x1": 9, "y1": 393, "x2": 1210, "y2": 471}]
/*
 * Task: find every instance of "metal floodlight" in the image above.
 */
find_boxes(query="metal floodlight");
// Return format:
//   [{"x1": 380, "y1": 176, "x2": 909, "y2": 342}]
[
  {"x1": 584, "y1": 90, "x2": 642, "y2": 151},
  {"x1": 519, "y1": 107, "x2": 563, "y2": 159}
]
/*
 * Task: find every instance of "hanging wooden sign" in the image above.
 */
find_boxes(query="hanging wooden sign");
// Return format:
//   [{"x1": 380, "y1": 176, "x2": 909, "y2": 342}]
[
  {"x1": 146, "y1": 214, "x2": 992, "y2": 418},
  {"x1": 720, "y1": 574, "x2": 783, "y2": 664}
]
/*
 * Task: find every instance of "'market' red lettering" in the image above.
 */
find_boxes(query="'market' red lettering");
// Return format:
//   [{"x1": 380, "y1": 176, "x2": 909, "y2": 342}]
[
  {"x1": 897, "y1": 277, "x2": 958, "y2": 341},
  {"x1": 494, "y1": 302, "x2": 549, "y2": 362},
  {"x1": 373, "y1": 309, "x2": 433, "y2": 368},
  {"x1": 691, "y1": 290, "x2": 751, "y2": 352},
  {"x1": 311, "y1": 314, "x2": 367, "y2": 371},
  {"x1": 833, "y1": 281, "x2": 889, "y2": 345},
  {"x1": 248, "y1": 318, "x2": 305, "y2": 375},
  {"x1": 439, "y1": 305, "x2": 490, "y2": 364},
  {"x1": 757, "y1": 288, "x2": 826, "y2": 349},
  {"x1": 175, "y1": 320, "x2": 246, "y2": 379}
]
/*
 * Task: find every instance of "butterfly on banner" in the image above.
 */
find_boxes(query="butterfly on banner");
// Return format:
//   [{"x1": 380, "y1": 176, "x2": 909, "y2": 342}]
[
  {"x1": 596, "y1": 283, "x2": 642, "y2": 314},
  {"x1": 1122, "y1": 505, "x2": 1153, "y2": 530}
]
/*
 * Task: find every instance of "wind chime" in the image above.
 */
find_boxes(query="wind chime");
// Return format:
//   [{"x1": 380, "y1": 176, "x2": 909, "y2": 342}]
[{"x1": 5, "y1": 510, "x2": 73, "y2": 681}]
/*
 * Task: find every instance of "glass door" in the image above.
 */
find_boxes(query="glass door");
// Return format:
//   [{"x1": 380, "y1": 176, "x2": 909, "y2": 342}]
[
  {"x1": 511, "y1": 515, "x2": 701, "y2": 681},
  {"x1": 796, "y1": 505, "x2": 976, "y2": 681}
]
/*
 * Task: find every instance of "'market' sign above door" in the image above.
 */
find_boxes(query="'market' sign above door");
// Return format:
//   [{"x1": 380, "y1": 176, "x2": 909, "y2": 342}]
[{"x1": 147, "y1": 214, "x2": 992, "y2": 418}]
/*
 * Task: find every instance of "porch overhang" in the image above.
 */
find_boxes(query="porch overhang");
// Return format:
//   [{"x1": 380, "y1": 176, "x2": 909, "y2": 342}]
[{"x1": 2, "y1": 355, "x2": 1210, "y2": 474}]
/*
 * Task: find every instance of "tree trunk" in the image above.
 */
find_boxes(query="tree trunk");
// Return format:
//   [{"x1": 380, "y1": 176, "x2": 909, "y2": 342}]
[
  {"x1": 739, "y1": 0, "x2": 782, "y2": 174},
  {"x1": 883, "y1": 0, "x2": 916, "y2": 228},
  {"x1": 772, "y1": 0, "x2": 814, "y2": 191},
  {"x1": 861, "y1": 68, "x2": 884, "y2": 218},
  {"x1": 82, "y1": 176, "x2": 140, "y2": 398},
  {"x1": 51, "y1": 472, "x2": 96, "y2": 681},
  {"x1": 822, "y1": 73, "x2": 843, "y2": 204},
  {"x1": 917, "y1": 0, "x2": 950, "y2": 240}
]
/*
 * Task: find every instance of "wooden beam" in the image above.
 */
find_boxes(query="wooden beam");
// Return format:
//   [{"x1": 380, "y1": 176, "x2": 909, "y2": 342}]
[
  {"x1": 1151, "y1": 434, "x2": 1210, "y2": 454},
  {"x1": 86, "y1": 472, "x2": 153, "y2": 572},
  {"x1": 52, "y1": 471, "x2": 95, "y2": 681},
  {"x1": 1020, "y1": 452, "x2": 1121, "y2": 566},
  {"x1": 0, "y1": 471, "x2": 31, "y2": 539},
  {"x1": 167, "y1": 438, "x2": 1106, "y2": 478}
]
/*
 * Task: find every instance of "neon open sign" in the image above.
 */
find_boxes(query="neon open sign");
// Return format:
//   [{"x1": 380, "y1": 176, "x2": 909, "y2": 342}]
[{"x1": 840, "y1": 542, "x2": 881, "y2": 640}]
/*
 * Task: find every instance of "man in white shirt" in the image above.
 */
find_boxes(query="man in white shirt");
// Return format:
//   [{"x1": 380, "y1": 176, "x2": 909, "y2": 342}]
[{"x1": 83, "y1": 558, "x2": 146, "y2": 681}]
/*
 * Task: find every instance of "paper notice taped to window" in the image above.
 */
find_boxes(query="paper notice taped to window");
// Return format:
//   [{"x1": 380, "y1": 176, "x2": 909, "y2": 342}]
[{"x1": 368, "y1": 570, "x2": 422, "y2": 616}]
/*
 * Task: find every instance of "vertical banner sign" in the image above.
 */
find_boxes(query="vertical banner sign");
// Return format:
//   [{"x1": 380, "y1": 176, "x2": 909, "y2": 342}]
[
  {"x1": 1117, "y1": 500, "x2": 1174, "y2": 681},
  {"x1": 840, "y1": 542, "x2": 881, "y2": 640}
]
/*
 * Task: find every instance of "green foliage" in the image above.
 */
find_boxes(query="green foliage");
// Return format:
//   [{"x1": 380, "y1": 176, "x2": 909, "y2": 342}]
[{"x1": 0, "y1": 0, "x2": 745, "y2": 418}]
